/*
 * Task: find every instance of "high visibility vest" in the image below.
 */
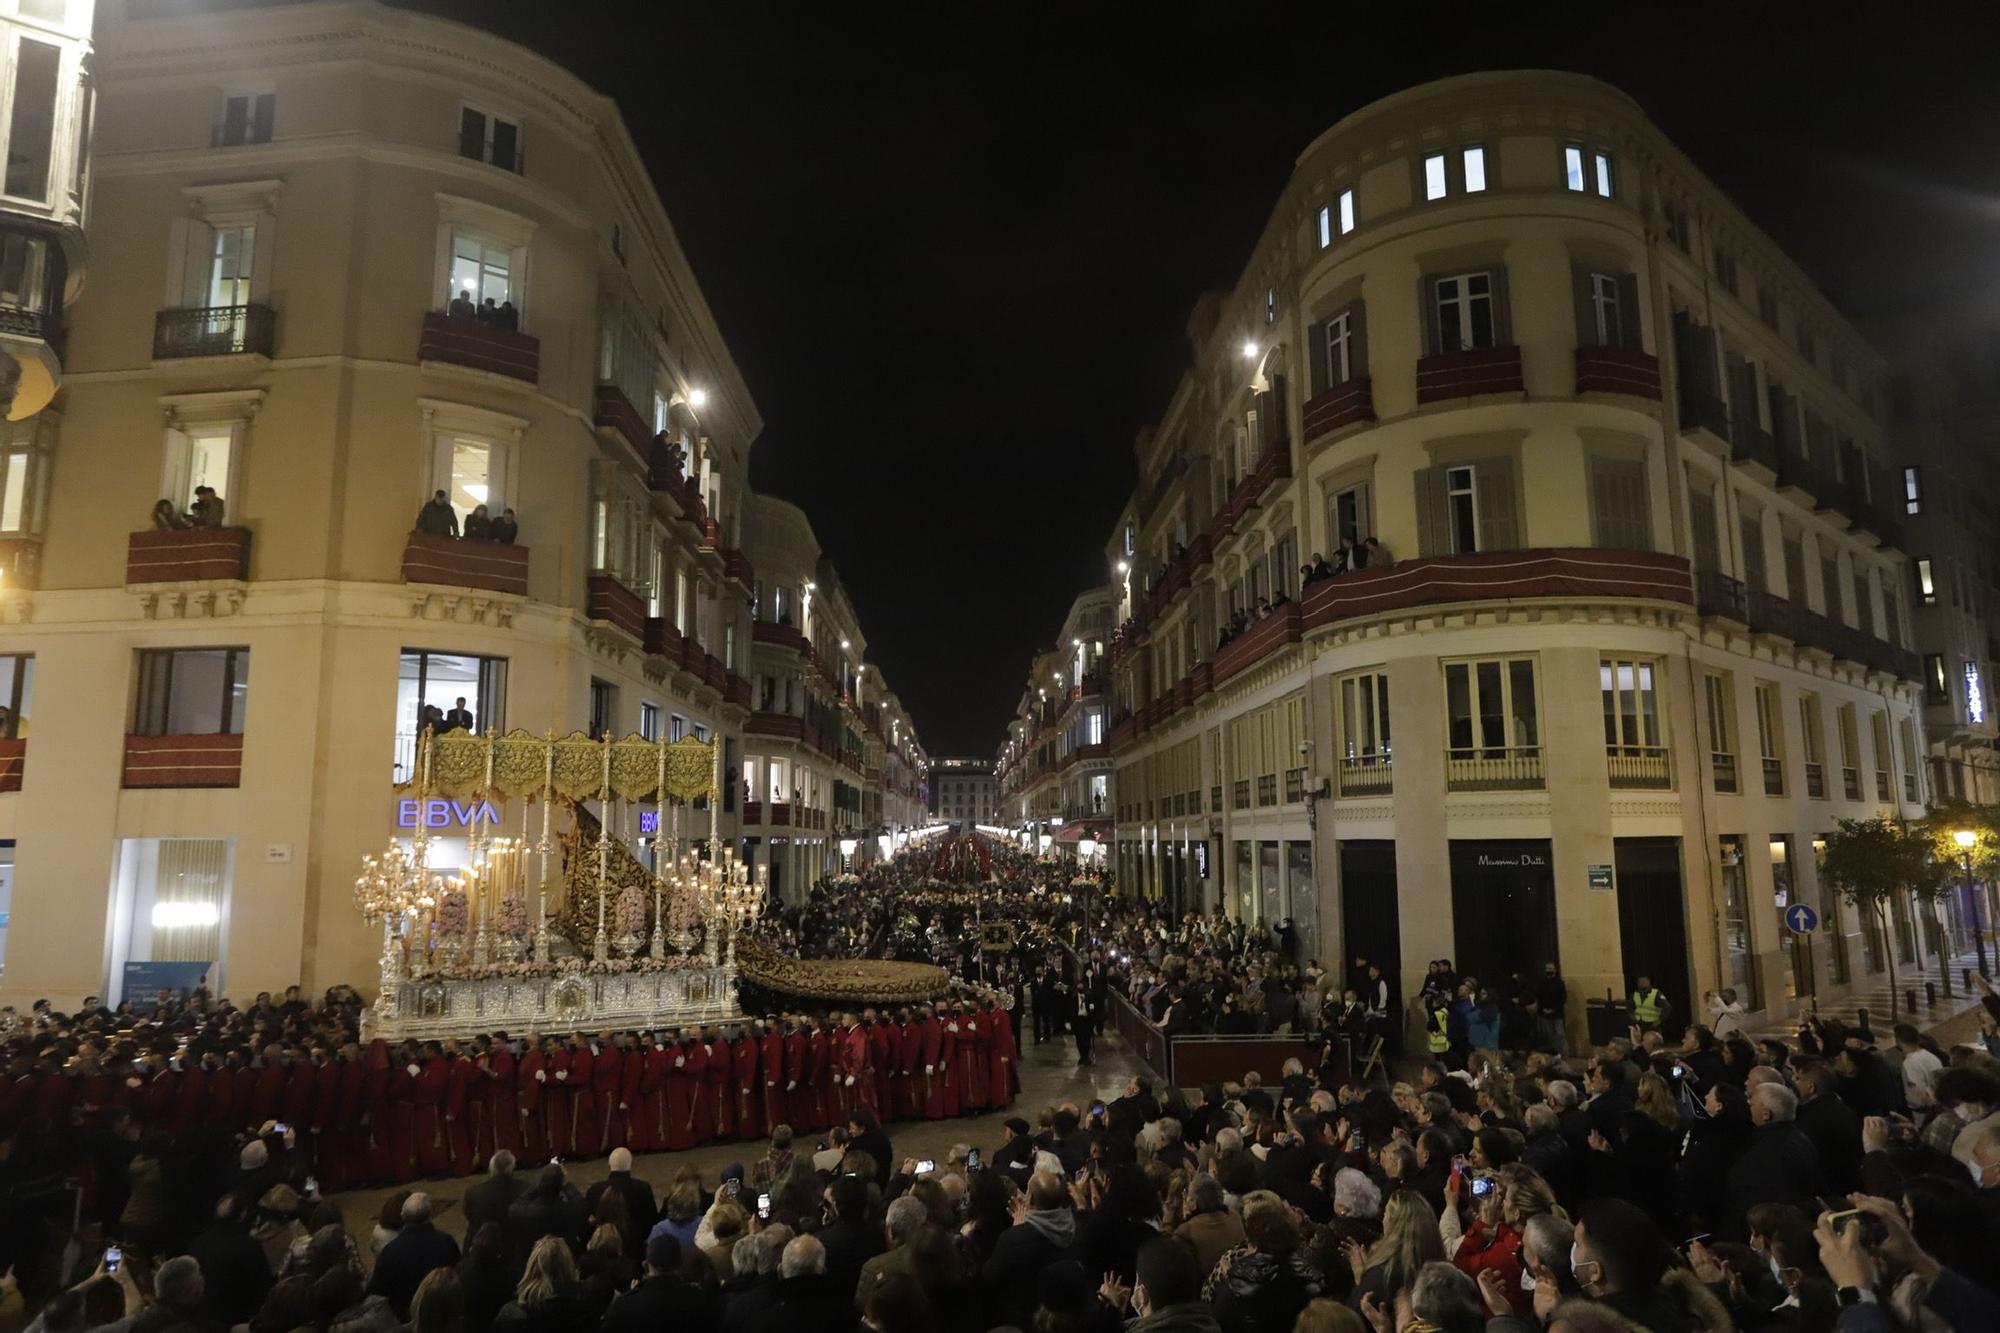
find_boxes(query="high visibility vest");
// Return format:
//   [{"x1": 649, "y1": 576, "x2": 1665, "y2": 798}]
[
  {"x1": 1427, "y1": 1009, "x2": 1451, "y2": 1054},
  {"x1": 1632, "y1": 989, "x2": 1662, "y2": 1025}
]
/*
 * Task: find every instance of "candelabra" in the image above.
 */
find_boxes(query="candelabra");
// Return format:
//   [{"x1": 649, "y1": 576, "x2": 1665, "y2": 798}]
[{"x1": 354, "y1": 838, "x2": 438, "y2": 1018}]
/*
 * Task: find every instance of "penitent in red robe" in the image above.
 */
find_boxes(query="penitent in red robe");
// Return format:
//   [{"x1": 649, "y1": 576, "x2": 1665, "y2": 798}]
[
  {"x1": 413, "y1": 1057, "x2": 451, "y2": 1176},
  {"x1": 988, "y1": 1006, "x2": 1020, "y2": 1104},
  {"x1": 665, "y1": 1042, "x2": 698, "y2": 1151},
  {"x1": 567, "y1": 1045, "x2": 600, "y2": 1158},
  {"x1": 899, "y1": 1019, "x2": 923, "y2": 1119},
  {"x1": 541, "y1": 1047, "x2": 573, "y2": 1160},
  {"x1": 784, "y1": 1027, "x2": 812, "y2": 1130},
  {"x1": 704, "y1": 1040, "x2": 734, "y2": 1139},
  {"x1": 514, "y1": 1047, "x2": 545, "y2": 1164},
  {"x1": 871, "y1": 1022, "x2": 897, "y2": 1121},
  {"x1": 760, "y1": 1027, "x2": 787, "y2": 1133},
  {"x1": 937, "y1": 1018, "x2": 959, "y2": 1117},
  {"x1": 684, "y1": 1040, "x2": 713, "y2": 1144},
  {"x1": 732, "y1": 1035, "x2": 762, "y2": 1140},
  {"x1": 592, "y1": 1045, "x2": 626, "y2": 1153}
]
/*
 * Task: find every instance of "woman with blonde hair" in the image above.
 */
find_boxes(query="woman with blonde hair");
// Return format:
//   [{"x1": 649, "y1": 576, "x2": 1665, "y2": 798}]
[
  {"x1": 1295, "y1": 1297, "x2": 1368, "y2": 1333},
  {"x1": 1344, "y1": 1189, "x2": 1443, "y2": 1312},
  {"x1": 493, "y1": 1235, "x2": 586, "y2": 1332}
]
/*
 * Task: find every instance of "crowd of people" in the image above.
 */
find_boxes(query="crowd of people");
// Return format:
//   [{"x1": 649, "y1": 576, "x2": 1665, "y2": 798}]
[
  {"x1": 415, "y1": 490, "x2": 519, "y2": 544},
  {"x1": 149, "y1": 485, "x2": 228, "y2": 531},
  {"x1": 444, "y1": 287, "x2": 520, "y2": 332}
]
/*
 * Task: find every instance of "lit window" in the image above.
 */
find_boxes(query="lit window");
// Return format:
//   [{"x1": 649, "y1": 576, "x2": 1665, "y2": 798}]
[
  {"x1": 1587, "y1": 272, "x2": 1621, "y2": 346},
  {"x1": 1903, "y1": 465, "x2": 1921, "y2": 515},
  {"x1": 1323, "y1": 310, "x2": 1353, "y2": 385},
  {"x1": 448, "y1": 230, "x2": 513, "y2": 312},
  {"x1": 1462, "y1": 145, "x2": 1487, "y2": 193},
  {"x1": 1315, "y1": 205, "x2": 1330, "y2": 249},
  {"x1": 1594, "y1": 151, "x2": 1614, "y2": 198},
  {"x1": 1445, "y1": 465, "x2": 1478, "y2": 554},
  {"x1": 1338, "y1": 187, "x2": 1355, "y2": 235},
  {"x1": 135, "y1": 648, "x2": 250, "y2": 736},
  {"x1": 1423, "y1": 153, "x2": 1447, "y2": 201},
  {"x1": 1265, "y1": 287, "x2": 1276, "y2": 325},
  {"x1": 208, "y1": 223, "x2": 254, "y2": 308},
  {"x1": 1564, "y1": 145, "x2": 1586, "y2": 192},
  {"x1": 1916, "y1": 558, "x2": 1936, "y2": 606}
]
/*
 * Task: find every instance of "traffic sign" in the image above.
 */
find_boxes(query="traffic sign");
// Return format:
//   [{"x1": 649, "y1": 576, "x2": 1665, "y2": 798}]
[{"x1": 1783, "y1": 903, "x2": 1819, "y2": 934}]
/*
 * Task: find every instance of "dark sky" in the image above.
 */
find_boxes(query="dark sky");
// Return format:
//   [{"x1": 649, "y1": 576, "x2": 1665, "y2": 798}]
[{"x1": 398, "y1": 3, "x2": 2000, "y2": 756}]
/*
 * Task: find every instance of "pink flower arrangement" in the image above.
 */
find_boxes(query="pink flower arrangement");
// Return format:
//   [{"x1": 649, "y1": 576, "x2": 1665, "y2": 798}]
[
  {"x1": 493, "y1": 896, "x2": 529, "y2": 938},
  {"x1": 614, "y1": 885, "x2": 648, "y2": 937},
  {"x1": 435, "y1": 889, "x2": 469, "y2": 937}
]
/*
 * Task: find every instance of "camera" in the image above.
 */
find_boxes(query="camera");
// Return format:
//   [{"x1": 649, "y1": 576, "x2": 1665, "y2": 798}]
[{"x1": 915, "y1": 1158, "x2": 936, "y2": 1175}]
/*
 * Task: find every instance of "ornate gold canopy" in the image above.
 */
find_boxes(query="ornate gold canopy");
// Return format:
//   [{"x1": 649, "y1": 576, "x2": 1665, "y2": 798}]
[{"x1": 416, "y1": 728, "x2": 719, "y2": 803}]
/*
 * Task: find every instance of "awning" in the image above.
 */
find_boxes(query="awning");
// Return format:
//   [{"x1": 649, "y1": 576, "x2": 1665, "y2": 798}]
[{"x1": 1053, "y1": 820, "x2": 1112, "y2": 844}]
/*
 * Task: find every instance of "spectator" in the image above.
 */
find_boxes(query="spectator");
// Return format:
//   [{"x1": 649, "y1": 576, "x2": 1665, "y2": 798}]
[
  {"x1": 1571, "y1": 1198, "x2": 1728, "y2": 1332},
  {"x1": 185, "y1": 1193, "x2": 274, "y2": 1327},
  {"x1": 188, "y1": 485, "x2": 225, "y2": 528},
  {"x1": 1346, "y1": 1190, "x2": 1442, "y2": 1312},
  {"x1": 369, "y1": 1193, "x2": 462, "y2": 1320},
  {"x1": 418, "y1": 490, "x2": 459, "y2": 538},
  {"x1": 1201, "y1": 1191, "x2": 1321, "y2": 1333},
  {"x1": 151, "y1": 499, "x2": 188, "y2": 531},
  {"x1": 407, "y1": 1267, "x2": 465, "y2": 1333},
  {"x1": 492, "y1": 1236, "x2": 588, "y2": 1333},
  {"x1": 463, "y1": 1151, "x2": 526, "y2": 1246},
  {"x1": 982, "y1": 1169, "x2": 1079, "y2": 1328},
  {"x1": 585, "y1": 1147, "x2": 657, "y2": 1255},
  {"x1": 1721, "y1": 1083, "x2": 1824, "y2": 1236},
  {"x1": 448, "y1": 289, "x2": 477, "y2": 320},
  {"x1": 454, "y1": 1224, "x2": 514, "y2": 1333},
  {"x1": 508, "y1": 1164, "x2": 583, "y2": 1255},
  {"x1": 1895, "y1": 1022, "x2": 1944, "y2": 1110},
  {"x1": 854, "y1": 1196, "x2": 927, "y2": 1310},
  {"x1": 1174, "y1": 1175, "x2": 1245, "y2": 1280},
  {"x1": 744, "y1": 1235, "x2": 847, "y2": 1333},
  {"x1": 463, "y1": 504, "x2": 494, "y2": 541},
  {"x1": 128, "y1": 1256, "x2": 218, "y2": 1333},
  {"x1": 491, "y1": 508, "x2": 519, "y2": 544}
]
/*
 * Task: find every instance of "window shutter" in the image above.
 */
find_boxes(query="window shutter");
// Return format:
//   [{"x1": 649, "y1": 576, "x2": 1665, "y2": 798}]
[
  {"x1": 1589, "y1": 456, "x2": 1649, "y2": 550},
  {"x1": 1689, "y1": 483, "x2": 1720, "y2": 571},
  {"x1": 1413, "y1": 466, "x2": 1447, "y2": 557},
  {"x1": 1252, "y1": 389, "x2": 1272, "y2": 451},
  {"x1": 491, "y1": 118, "x2": 519, "y2": 172},
  {"x1": 1355, "y1": 481, "x2": 1373, "y2": 542},
  {"x1": 1616, "y1": 273, "x2": 1642, "y2": 349},
  {"x1": 458, "y1": 107, "x2": 485, "y2": 160},
  {"x1": 1349, "y1": 300, "x2": 1369, "y2": 379},
  {"x1": 1418, "y1": 275, "x2": 1440, "y2": 357},
  {"x1": 1307, "y1": 319, "x2": 1328, "y2": 396},
  {"x1": 182, "y1": 218, "x2": 215, "y2": 307},
  {"x1": 1490, "y1": 265, "x2": 1513, "y2": 346},
  {"x1": 1268, "y1": 373, "x2": 1288, "y2": 444},
  {"x1": 1474, "y1": 455, "x2": 1519, "y2": 550},
  {"x1": 1571, "y1": 263, "x2": 1599, "y2": 347},
  {"x1": 219, "y1": 96, "x2": 247, "y2": 147},
  {"x1": 251, "y1": 93, "x2": 275, "y2": 144}
]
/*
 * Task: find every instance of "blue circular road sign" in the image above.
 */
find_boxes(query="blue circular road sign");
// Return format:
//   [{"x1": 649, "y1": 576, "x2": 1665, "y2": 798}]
[{"x1": 1783, "y1": 902, "x2": 1819, "y2": 934}]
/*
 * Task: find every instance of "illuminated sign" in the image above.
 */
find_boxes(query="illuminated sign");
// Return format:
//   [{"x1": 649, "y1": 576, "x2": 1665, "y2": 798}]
[
  {"x1": 396, "y1": 798, "x2": 501, "y2": 828},
  {"x1": 1968, "y1": 662, "x2": 1986, "y2": 725},
  {"x1": 639, "y1": 810, "x2": 659, "y2": 835}
]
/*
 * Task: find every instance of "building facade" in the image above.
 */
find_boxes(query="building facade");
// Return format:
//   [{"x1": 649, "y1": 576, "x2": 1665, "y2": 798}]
[
  {"x1": 930, "y1": 757, "x2": 997, "y2": 829},
  {"x1": 0, "y1": 0, "x2": 919, "y2": 1008},
  {"x1": 995, "y1": 588, "x2": 1114, "y2": 847},
  {"x1": 1028, "y1": 71, "x2": 1934, "y2": 1037}
]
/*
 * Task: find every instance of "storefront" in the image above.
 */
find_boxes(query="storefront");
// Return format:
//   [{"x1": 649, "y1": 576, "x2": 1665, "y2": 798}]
[{"x1": 1448, "y1": 840, "x2": 1557, "y2": 987}]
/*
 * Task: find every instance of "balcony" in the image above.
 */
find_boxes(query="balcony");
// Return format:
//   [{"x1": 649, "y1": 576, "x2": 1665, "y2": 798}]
[
  {"x1": 725, "y1": 672, "x2": 752, "y2": 709},
  {"x1": 744, "y1": 800, "x2": 762, "y2": 825},
  {"x1": 594, "y1": 383, "x2": 651, "y2": 456},
  {"x1": 724, "y1": 548, "x2": 755, "y2": 588},
  {"x1": 1694, "y1": 570, "x2": 1747, "y2": 622},
  {"x1": 752, "y1": 620, "x2": 808, "y2": 654},
  {"x1": 1250, "y1": 440, "x2": 1292, "y2": 503},
  {"x1": 767, "y1": 801, "x2": 792, "y2": 826},
  {"x1": 1416, "y1": 346, "x2": 1523, "y2": 404},
  {"x1": 1573, "y1": 346, "x2": 1660, "y2": 400},
  {"x1": 747, "y1": 712, "x2": 806, "y2": 742},
  {"x1": 0, "y1": 737, "x2": 22, "y2": 792},
  {"x1": 127, "y1": 527, "x2": 250, "y2": 584},
  {"x1": 1445, "y1": 745, "x2": 1544, "y2": 792},
  {"x1": 1731, "y1": 422, "x2": 1782, "y2": 480},
  {"x1": 1213, "y1": 599, "x2": 1302, "y2": 688},
  {"x1": 123, "y1": 733, "x2": 243, "y2": 788},
  {"x1": 1712, "y1": 750, "x2": 1738, "y2": 794},
  {"x1": 1607, "y1": 745, "x2": 1672, "y2": 790},
  {"x1": 401, "y1": 532, "x2": 528, "y2": 595},
  {"x1": 1299, "y1": 549, "x2": 1695, "y2": 634},
  {"x1": 1678, "y1": 387, "x2": 1731, "y2": 451},
  {"x1": 154, "y1": 303, "x2": 275, "y2": 360},
  {"x1": 418, "y1": 311, "x2": 538, "y2": 384},
  {"x1": 1746, "y1": 588, "x2": 1802, "y2": 642},
  {"x1": 1302, "y1": 377, "x2": 1376, "y2": 443},
  {"x1": 585, "y1": 573, "x2": 646, "y2": 641},
  {"x1": 644, "y1": 615, "x2": 683, "y2": 661},
  {"x1": 1338, "y1": 756, "x2": 1392, "y2": 797}
]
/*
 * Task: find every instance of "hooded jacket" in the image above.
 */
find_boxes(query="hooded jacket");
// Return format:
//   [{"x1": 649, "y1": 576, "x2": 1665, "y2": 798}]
[{"x1": 982, "y1": 1208, "x2": 1080, "y2": 1328}]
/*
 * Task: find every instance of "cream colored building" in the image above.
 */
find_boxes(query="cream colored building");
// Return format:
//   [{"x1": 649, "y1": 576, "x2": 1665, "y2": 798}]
[
  {"x1": 995, "y1": 588, "x2": 1114, "y2": 846},
  {"x1": 1011, "y1": 71, "x2": 1935, "y2": 1038},
  {"x1": 0, "y1": 0, "x2": 917, "y2": 1007}
]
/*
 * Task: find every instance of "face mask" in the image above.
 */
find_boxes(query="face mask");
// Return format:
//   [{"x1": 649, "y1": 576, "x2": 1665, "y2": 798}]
[
  {"x1": 1520, "y1": 1266, "x2": 1537, "y2": 1293},
  {"x1": 1570, "y1": 1243, "x2": 1598, "y2": 1293},
  {"x1": 1768, "y1": 1255, "x2": 1786, "y2": 1287}
]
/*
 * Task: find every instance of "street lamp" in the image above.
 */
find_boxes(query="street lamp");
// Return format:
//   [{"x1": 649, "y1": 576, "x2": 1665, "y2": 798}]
[
  {"x1": 839, "y1": 836, "x2": 857, "y2": 873},
  {"x1": 1954, "y1": 828, "x2": 1990, "y2": 976}
]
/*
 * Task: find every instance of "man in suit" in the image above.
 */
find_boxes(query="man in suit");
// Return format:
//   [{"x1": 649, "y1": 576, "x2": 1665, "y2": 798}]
[
  {"x1": 368, "y1": 1192, "x2": 461, "y2": 1318},
  {"x1": 463, "y1": 1149, "x2": 528, "y2": 1244},
  {"x1": 443, "y1": 697, "x2": 475, "y2": 732},
  {"x1": 584, "y1": 1146, "x2": 657, "y2": 1256}
]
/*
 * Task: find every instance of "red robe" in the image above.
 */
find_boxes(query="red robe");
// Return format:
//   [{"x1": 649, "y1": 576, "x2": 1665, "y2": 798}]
[
  {"x1": 283, "y1": 1063, "x2": 318, "y2": 1139},
  {"x1": 233, "y1": 1066, "x2": 259, "y2": 1133},
  {"x1": 385, "y1": 1056, "x2": 420, "y2": 1180},
  {"x1": 957, "y1": 1014, "x2": 988, "y2": 1111},
  {"x1": 363, "y1": 1043, "x2": 396, "y2": 1183},
  {"x1": 515, "y1": 1048, "x2": 546, "y2": 1164},
  {"x1": 870, "y1": 1023, "x2": 897, "y2": 1120},
  {"x1": 542, "y1": 1047, "x2": 574, "y2": 1159},
  {"x1": 309, "y1": 1059, "x2": 341, "y2": 1175},
  {"x1": 589, "y1": 1045, "x2": 624, "y2": 1153},
  {"x1": 171, "y1": 1066, "x2": 208, "y2": 1134},
  {"x1": 784, "y1": 1028, "x2": 812, "y2": 1129},
  {"x1": 684, "y1": 1041, "x2": 714, "y2": 1144},
  {"x1": 732, "y1": 1035, "x2": 762, "y2": 1139},
  {"x1": 488, "y1": 1048, "x2": 520, "y2": 1157},
  {"x1": 413, "y1": 1057, "x2": 450, "y2": 1175},
  {"x1": 760, "y1": 1028, "x2": 787, "y2": 1132},
  {"x1": 898, "y1": 1021, "x2": 923, "y2": 1119},
  {"x1": 666, "y1": 1042, "x2": 700, "y2": 1150},
  {"x1": 616, "y1": 1047, "x2": 644, "y2": 1152},
  {"x1": 809, "y1": 1028, "x2": 836, "y2": 1127},
  {"x1": 327, "y1": 1056, "x2": 368, "y2": 1193},
  {"x1": 842, "y1": 1024, "x2": 876, "y2": 1117},
  {"x1": 567, "y1": 1046, "x2": 599, "y2": 1158},
  {"x1": 634, "y1": 1046, "x2": 666, "y2": 1153},
  {"x1": 249, "y1": 1061, "x2": 287, "y2": 1129},
  {"x1": 445, "y1": 1055, "x2": 479, "y2": 1176},
  {"x1": 138, "y1": 1069, "x2": 176, "y2": 1135},
  {"x1": 938, "y1": 1019, "x2": 960, "y2": 1117},
  {"x1": 704, "y1": 1040, "x2": 734, "y2": 1138},
  {"x1": 921, "y1": 1018, "x2": 947, "y2": 1119},
  {"x1": 987, "y1": 1008, "x2": 1019, "y2": 1104}
]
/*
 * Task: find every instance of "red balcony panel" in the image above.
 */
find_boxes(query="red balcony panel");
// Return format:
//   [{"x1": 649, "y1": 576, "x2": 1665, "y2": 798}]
[
  {"x1": 1252, "y1": 442, "x2": 1293, "y2": 501},
  {"x1": 1298, "y1": 548, "x2": 1694, "y2": 633},
  {"x1": 400, "y1": 532, "x2": 528, "y2": 595},
  {"x1": 768, "y1": 801, "x2": 792, "y2": 826},
  {"x1": 0, "y1": 737, "x2": 22, "y2": 792},
  {"x1": 1212, "y1": 600, "x2": 1303, "y2": 687},
  {"x1": 1302, "y1": 378, "x2": 1377, "y2": 442},
  {"x1": 1209, "y1": 500, "x2": 1237, "y2": 545},
  {"x1": 586, "y1": 574, "x2": 647, "y2": 641},
  {"x1": 726, "y1": 672, "x2": 752, "y2": 709},
  {"x1": 1108, "y1": 717, "x2": 1139, "y2": 752},
  {"x1": 419, "y1": 312, "x2": 539, "y2": 385},
  {"x1": 704, "y1": 653, "x2": 727, "y2": 690},
  {"x1": 724, "y1": 548, "x2": 755, "y2": 587},
  {"x1": 752, "y1": 620, "x2": 808, "y2": 653},
  {"x1": 747, "y1": 712, "x2": 806, "y2": 741},
  {"x1": 594, "y1": 383, "x2": 651, "y2": 456},
  {"x1": 123, "y1": 733, "x2": 244, "y2": 788},
  {"x1": 678, "y1": 479, "x2": 706, "y2": 527},
  {"x1": 744, "y1": 800, "x2": 763, "y2": 825},
  {"x1": 644, "y1": 616, "x2": 683, "y2": 660},
  {"x1": 678, "y1": 638, "x2": 706, "y2": 676},
  {"x1": 701, "y1": 516, "x2": 722, "y2": 550},
  {"x1": 1191, "y1": 661, "x2": 1214, "y2": 697},
  {"x1": 1574, "y1": 346, "x2": 1661, "y2": 400},
  {"x1": 646, "y1": 438, "x2": 687, "y2": 493},
  {"x1": 1416, "y1": 346, "x2": 1524, "y2": 404},
  {"x1": 1188, "y1": 532, "x2": 1213, "y2": 568},
  {"x1": 127, "y1": 527, "x2": 250, "y2": 584},
  {"x1": 1174, "y1": 677, "x2": 1193, "y2": 710}
]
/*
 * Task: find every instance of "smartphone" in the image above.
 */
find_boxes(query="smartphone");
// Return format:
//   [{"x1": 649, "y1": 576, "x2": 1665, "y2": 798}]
[
  {"x1": 756, "y1": 1192, "x2": 772, "y2": 1221},
  {"x1": 1470, "y1": 1175, "x2": 1495, "y2": 1197},
  {"x1": 103, "y1": 1246, "x2": 122, "y2": 1274},
  {"x1": 1826, "y1": 1209, "x2": 1888, "y2": 1247},
  {"x1": 1450, "y1": 1154, "x2": 1467, "y2": 1173},
  {"x1": 305, "y1": 1175, "x2": 319, "y2": 1197},
  {"x1": 965, "y1": 1147, "x2": 982, "y2": 1172},
  {"x1": 914, "y1": 1157, "x2": 936, "y2": 1175},
  {"x1": 273, "y1": 1122, "x2": 289, "y2": 1134},
  {"x1": 551, "y1": 1156, "x2": 562, "y2": 1166},
  {"x1": 725, "y1": 1178, "x2": 741, "y2": 1198}
]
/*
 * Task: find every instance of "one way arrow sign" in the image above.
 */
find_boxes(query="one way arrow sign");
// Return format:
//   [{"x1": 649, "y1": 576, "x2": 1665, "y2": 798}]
[{"x1": 1784, "y1": 903, "x2": 1819, "y2": 934}]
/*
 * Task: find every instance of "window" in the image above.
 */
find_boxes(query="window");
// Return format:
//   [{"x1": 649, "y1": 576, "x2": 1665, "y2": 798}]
[
  {"x1": 1444, "y1": 658, "x2": 1539, "y2": 782},
  {"x1": 1871, "y1": 711, "x2": 1893, "y2": 802},
  {"x1": 1338, "y1": 670, "x2": 1391, "y2": 770},
  {"x1": 1564, "y1": 145, "x2": 1586, "y2": 192},
  {"x1": 1718, "y1": 836, "x2": 1757, "y2": 1007},
  {"x1": 639, "y1": 701, "x2": 661, "y2": 741},
  {"x1": 208, "y1": 223, "x2": 253, "y2": 308},
  {"x1": 0, "y1": 413, "x2": 49, "y2": 537},
  {"x1": 1265, "y1": 287, "x2": 1276, "y2": 324},
  {"x1": 1924, "y1": 654, "x2": 1948, "y2": 706},
  {"x1": 1433, "y1": 271, "x2": 1495, "y2": 351},
  {"x1": 1315, "y1": 205, "x2": 1331, "y2": 250},
  {"x1": 1445, "y1": 465, "x2": 1477, "y2": 554},
  {"x1": 158, "y1": 420, "x2": 239, "y2": 519},
  {"x1": 1328, "y1": 480, "x2": 1371, "y2": 547},
  {"x1": 1423, "y1": 152, "x2": 1447, "y2": 201},
  {"x1": 1757, "y1": 285, "x2": 1780, "y2": 330},
  {"x1": 1338, "y1": 187, "x2": 1355, "y2": 235},
  {"x1": 671, "y1": 713, "x2": 688, "y2": 743},
  {"x1": 1587, "y1": 271, "x2": 1620, "y2": 345},
  {"x1": 1601, "y1": 658, "x2": 1665, "y2": 786},
  {"x1": 1576, "y1": 269, "x2": 1641, "y2": 349},
  {"x1": 448, "y1": 229, "x2": 513, "y2": 313},
  {"x1": 1713, "y1": 247, "x2": 1738, "y2": 295},
  {"x1": 3, "y1": 37, "x2": 59, "y2": 201},
  {"x1": 135, "y1": 648, "x2": 249, "y2": 736},
  {"x1": 0, "y1": 652, "x2": 31, "y2": 738},
  {"x1": 1898, "y1": 717, "x2": 1920, "y2": 802},
  {"x1": 1754, "y1": 681, "x2": 1784, "y2": 795},
  {"x1": 0, "y1": 229, "x2": 47, "y2": 315},
  {"x1": 1563, "y1": 145, "x2": 1614, "y2": 198},
  {"x1": 216, "y1": 92, "x2": 274, "y2": 148},
  {"x1": 1704, "y1": 672, "x2": 1736, "y2": 792},
  {"x1": 1903, "y1": 466, "x2": 1921, "y2": 515},
  {"x1": 458, "y1": 105, "x2": 519, "y2": 171},
  {"x1": 1588, "y1": 455, "x2": 1649, "y2": 550},
  {"x1": 1461, "y1": 145, "x2": 1487, "y2": 193},
  {"x1": 1663, "y1": 201, "x2": 1690, "y2": 254},
  {"x1": 589, "y1": 678, "x2": 616, "y2": 738},
  {"x1": 1593, "y1": 150, "x2": 1613, "y2": 198},
  {"x1": 1322, "y1": 308, "x2": 1355, "y2": 385},
  {"x1": 1799, "y1": 692, "x2": 1826, "y2": 798},
  {"x1": 395, "y1": 651, "x2": 505, "y2": 779}
]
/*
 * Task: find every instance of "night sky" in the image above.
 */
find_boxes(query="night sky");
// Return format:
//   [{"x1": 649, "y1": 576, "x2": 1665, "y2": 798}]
[{"x1": 398, "y1": 3, "x2": 2000, "y2": 756}]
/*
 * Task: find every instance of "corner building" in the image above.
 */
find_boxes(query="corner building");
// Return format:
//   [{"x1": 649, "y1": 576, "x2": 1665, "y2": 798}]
[
  {"x1": 0, "y1": 0, "x2": 921, "y2": 1008},
  {"x1": 1087, "y1": 72, "x2": 1931, "y2": 1040}
]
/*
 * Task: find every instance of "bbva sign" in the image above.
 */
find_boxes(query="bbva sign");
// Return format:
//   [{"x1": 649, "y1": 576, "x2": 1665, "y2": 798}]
[{"x1": 396, "y1": 798, "x2": 502, "y2": 829}]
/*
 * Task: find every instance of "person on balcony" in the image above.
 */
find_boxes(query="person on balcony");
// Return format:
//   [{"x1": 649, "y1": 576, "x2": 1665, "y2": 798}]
[
  {"x1": 417, "y1": 490, "x2": 459, "y2": 538},
  {"x1": 152, "y1": 498, "x2": 190, "y2": 531},
  {"x1": 448, "y1": 288, "x2": 477, "y2": 320},
  {"x1": 444, "y1": 698, "x2": 476, "y2": 734},
  {"x1": 463, "y1": 504, "x2": 494, "y2": 540},
  {"x1": 188, "y1": 485, "x2": 226, "y2": 528},
  {"x1": 492, "y1": 509, "x2": 519, "y2": 545},
  {"x1": 1362, "y1": 536, "x2": 1392, "y2": 567},
  {"x1": 478, "y1": 297, "x2": 500, "y2": 324},
  {"x1": 496, "y1": 300, "x2": 519, "y2": 332}
]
